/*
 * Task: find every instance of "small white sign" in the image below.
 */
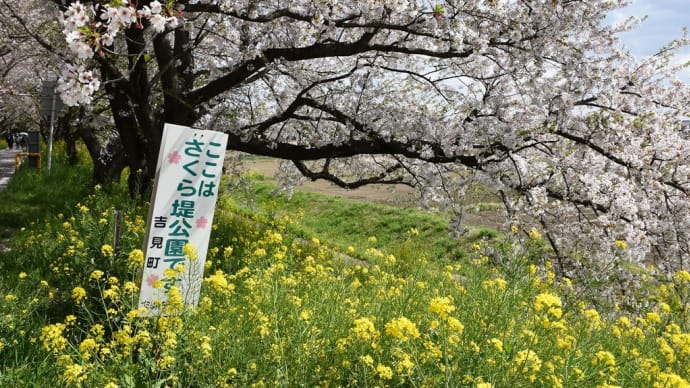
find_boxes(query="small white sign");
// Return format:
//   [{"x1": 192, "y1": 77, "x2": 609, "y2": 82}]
[{"x1": 137, "y1": 123, "x2": 228, "y2": 315}]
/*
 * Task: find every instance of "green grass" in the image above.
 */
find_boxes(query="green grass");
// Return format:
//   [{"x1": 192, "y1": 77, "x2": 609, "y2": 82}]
[
  {"x1": 225, "y1": 178, "x2": 468, "y2": 263},
  {"x1": 0, "y1": 165, "x2": 91, "y2": 224},
  {"x1": 0, "y1": 153, "x2": 92, "y2": 232}
]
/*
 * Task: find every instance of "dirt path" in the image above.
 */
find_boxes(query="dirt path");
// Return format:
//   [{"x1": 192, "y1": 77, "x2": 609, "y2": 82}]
[
  {"x1": 0, "y1": 148, "x2": 18, "y2": 192},
  {"x1": 0, "y1": 148, "x2": 19, "y2": 252}
]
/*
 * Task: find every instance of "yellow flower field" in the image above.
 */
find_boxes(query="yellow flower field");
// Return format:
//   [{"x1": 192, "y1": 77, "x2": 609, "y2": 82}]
[{"x1": 0, "y1": 173, "x2": 689, "y2": 387}]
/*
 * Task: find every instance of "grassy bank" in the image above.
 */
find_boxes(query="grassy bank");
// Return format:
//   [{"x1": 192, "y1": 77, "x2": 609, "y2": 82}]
[{"x1": 225, "y1": 174, "x2": 468, "y2": 264}]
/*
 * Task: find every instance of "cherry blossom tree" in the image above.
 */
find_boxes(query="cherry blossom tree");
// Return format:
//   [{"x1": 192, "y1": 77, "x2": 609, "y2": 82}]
[
  {"x1": 0, "y1": 0, "x2": 129, "y2": 181},
  {"x1": 0, "y1": 0, "x2": 53, "y2": 135},
  {"x1": 56, "y1": 0, "x2": 690, "y2": 287}
]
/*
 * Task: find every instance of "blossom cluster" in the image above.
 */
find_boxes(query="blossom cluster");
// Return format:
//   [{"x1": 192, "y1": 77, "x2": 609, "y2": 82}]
[
  {"x1": 59, "y1": 0, "x2": 179, "y2": 105},
  {"x1": 56, "y1": 63, "x2": 100, "y2": 106}
]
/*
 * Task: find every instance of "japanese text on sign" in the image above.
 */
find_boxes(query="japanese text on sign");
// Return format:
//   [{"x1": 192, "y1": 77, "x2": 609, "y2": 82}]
[{"x1": 138, "y1": 124, "x2": 228, "y2": 316}]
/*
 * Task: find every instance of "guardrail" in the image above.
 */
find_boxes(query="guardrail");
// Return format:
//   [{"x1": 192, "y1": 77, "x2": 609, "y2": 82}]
[{"x1": 15, "y1": 152, "x2": 41, "y2": 172}]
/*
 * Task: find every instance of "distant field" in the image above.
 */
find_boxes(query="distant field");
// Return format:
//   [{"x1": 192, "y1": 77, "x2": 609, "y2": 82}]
[
  {"x1": 244, "y1": 158, "x2": 416, "y2": 205},
  {"x1": 240, "y1": 156, "x2": 506, "y2": 231}
]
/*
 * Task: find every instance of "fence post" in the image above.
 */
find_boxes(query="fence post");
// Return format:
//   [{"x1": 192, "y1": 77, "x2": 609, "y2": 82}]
[{"x1": 113, "y1": 210, "x2": 122, "y2": 250}]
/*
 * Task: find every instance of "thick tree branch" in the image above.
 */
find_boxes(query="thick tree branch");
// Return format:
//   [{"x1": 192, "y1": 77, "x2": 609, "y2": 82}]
[
  {"x1": 225, "y1": 130, "x2": 482, "y2": 167},
  {"x1": 292, "y1": 159, "x2": 412, "y2": 189}
]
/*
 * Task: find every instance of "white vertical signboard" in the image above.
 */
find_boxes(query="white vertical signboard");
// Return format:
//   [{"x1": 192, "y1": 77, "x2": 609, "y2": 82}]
[{"x1": 138, "y1": 124, "x2": 228, "y2": 315}]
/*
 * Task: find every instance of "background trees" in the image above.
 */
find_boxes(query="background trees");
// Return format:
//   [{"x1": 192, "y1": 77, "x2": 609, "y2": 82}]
[
  {"x1": 0, "y1": 0, "x2": 127, "y2": 182},
  {"x1": 0, "y1": 0, "x2": 53, "y2": 136},
  {"x1": 4, "y1": 1, "x2": 690, "y2": 279}
]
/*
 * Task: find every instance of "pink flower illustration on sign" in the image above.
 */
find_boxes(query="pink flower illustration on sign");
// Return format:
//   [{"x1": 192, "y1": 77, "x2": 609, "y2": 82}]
[
  {"x1": 196, "y1": 216, "x2": 208, "y2": 228},
  {"x1": 145, "y1": 274, "x2": 160, "y2": 287},
  {"x1": 167, "y1": 151, "x2": 181, "y2": 164}
]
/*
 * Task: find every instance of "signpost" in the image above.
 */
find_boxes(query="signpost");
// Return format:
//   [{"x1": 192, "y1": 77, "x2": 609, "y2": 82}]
[
  {"x1": 137, "y1": 124, "x2": 228, "y2": 316},
  {"x1": 40, "y1": 80, "x2": 65, "y2": 172}
]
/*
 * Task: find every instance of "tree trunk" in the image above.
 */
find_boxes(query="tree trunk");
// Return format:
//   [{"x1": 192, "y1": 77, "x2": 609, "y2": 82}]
[{"x1": 75, "y1": 116, "x2": 127, "y2": 185}]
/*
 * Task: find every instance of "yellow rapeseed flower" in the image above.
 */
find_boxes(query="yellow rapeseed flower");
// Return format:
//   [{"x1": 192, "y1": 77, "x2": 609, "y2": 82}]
[
  {"x1": 102, "y1": 287, "x2": 119, "y2": 300},
  {"x1": 158, "y1": 354, "x2": 175, "y2": 369},
  {"x1": 653, "y1": 372, "x2": 690, "y2": 388},
  {"x1": 428, "y1": 296, "x2": 456, "y2": 319},
  {"x1": 528, "y1": 229, "x2": 542, "y2": 239},
  {"x1": 393, "y1": 349, "x2": 415, "y2": 374},
  {"x1": 99, "y1": 347, "x2": 111, "y2": 359},
  {"x1": 674, "y1": 270, "x2": 690, "y2": 283},
  {"x1": 512, "y1": 349, "x2": 542, "y2": 376},
  {"x1": 127, "y1": 249, "x2": 144, "y2": 269},
  {"x1": 359, "y1": 354, "x2": 374, "y2": 367},
  {"x1": 422, "y1": 340, "x2": 443, "y2": 362},
  {"x1": 592, "y1": 350, "x2": 617, "y2": 369},
  {"x1": 291, "y1": 307, "x2": 309, "y2": 324},
  {"x1": 614, "y1": 240, "x2": 628, "y2": 249},
  {"x1": 123, "y1": 281, "x2": 138, "y2": 294},
  {"x1": 352, "y1": 317, "x2": 379, "y2": 343},
  {"x1": 205, "y1": 270, "x2": 235, "y2": 294},
  {"x1": 101, "y1": 244, "x2": 114, "y2": 258},
  {"x1": 534, "y1": 292, "x2": 562, "y2": 319},
  {"x1": 126, "y1": 309, "x2": 140, "y2": 320},
  {"x1": 90, "y1": 324, "x2": 105, "y2": 340},
  {"x1": 384, "y1": 317, "x2": 420, "y2": 342},
  {"x1": 201, "y1": 335, "x2": 212, "y2": 358},
  {"x1": 183, "y1": 242, "x2": 197, "y2": 260},
  {"x1": 482, "y1": 277, "x2": 508, "y2": 291},
  {"x1": 488, "y1": 338, "x2": 504, "y2": 353},
  {"x1": 447, "y1": 316, "x2": 465, "y2": 335},
  {"x1": 165, "y1": 286, "x2": 184, "y2": 313},
  {"x1": 583, "y1": 308, "x2": 603, "y2": 328},
  {"x1": 79, "y1": 338, "x2": 98, "y2": 359},
  {"x1": 657, "y1": 337, "x2": 676, "y2": 364},
  {"x1": 71, "y1": 287, "x2": 87, "y2": 303},
  {"x1": 670, "y1": 333, "x2": 690, "y2": 358},
  {"x1": 40, "y1": 323, "x2": 68, "y2": 353},
  {"x1": 556, "y1": 335, "x2": 577, "y2": 351},
  {"x1": 62, "y1": 363, "x2": 87, "y2": 385},
  {"x1": 163, "y1": 268, "x2": 178, "y2": 279},
  {"x1": 646, "y1": 312, "x2": 661, "y2": 325},
  {"x1": 376, "y1": 363, "x2": 393, "y2": 380}
]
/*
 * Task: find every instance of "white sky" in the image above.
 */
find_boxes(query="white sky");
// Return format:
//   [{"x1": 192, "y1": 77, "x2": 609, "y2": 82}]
[{"x1": 609, "y1": 0, "x2": 690, "y2": 81}]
